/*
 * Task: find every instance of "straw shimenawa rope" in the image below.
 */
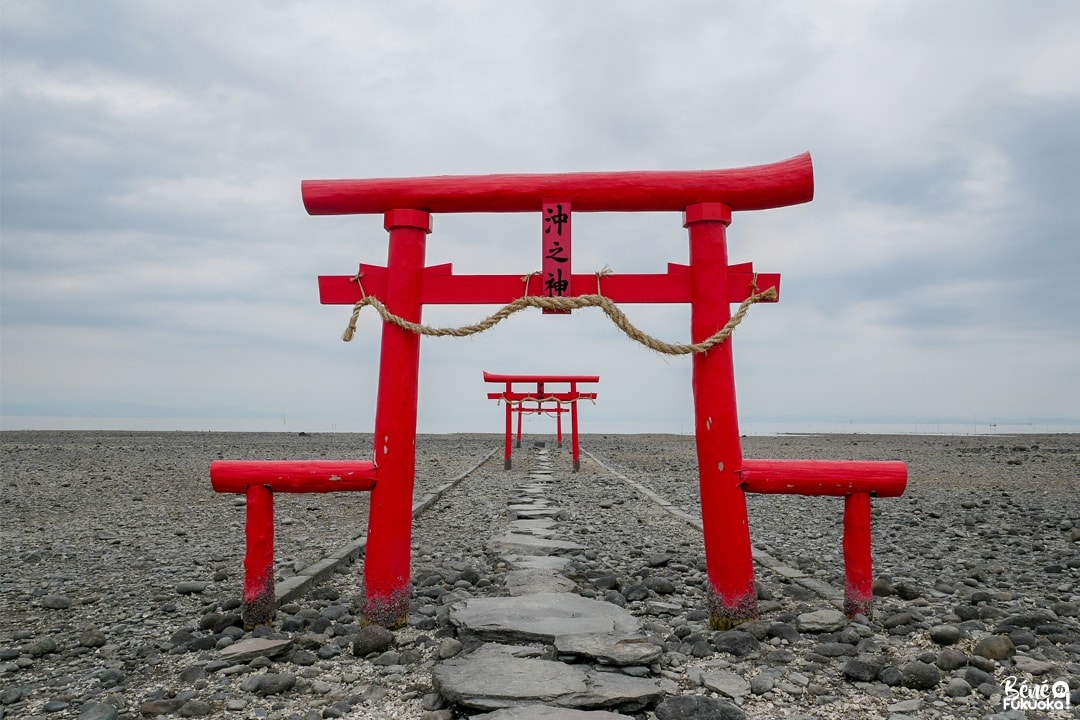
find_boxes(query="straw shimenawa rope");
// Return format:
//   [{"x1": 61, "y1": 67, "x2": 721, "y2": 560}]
[{"x1": 342, "y1": 270, "x2": 777, "y2": 355}]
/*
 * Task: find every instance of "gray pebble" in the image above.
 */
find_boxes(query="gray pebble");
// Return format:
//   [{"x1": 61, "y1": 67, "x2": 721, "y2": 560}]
[
  {"x1": 750, "y1": 674, "x2": 774, "y2": 694},
  {"x1": 712, "y1": 630, "x2": 759, "y2": 656},
  {"x1": 964, "y1": 667, "x2": 996, "y2": 688},
  {"x1": 935, "y1": 648, "x2": 967, "y2": 670},
  {"x1": 0, "y1": 688, "x2": 23, "y2": 705},
  {"x1": 944, "y1": 677, "x2": 972, "y2": 697},
  {"x1": 795, "y1": 609, "x2": 846, "y2": 633},
  {"x1": 77, "y1": 702, "x2": 119, "y2": 720},
  {"x1": 40, "y1": 595, "x2": 71, "y2": 610},
  {"x1": 22, "y1": 638, "x2": 57, "y2": 657},
  {"x1": 437, "y1": 638, "x2": 462, "y2": 659},
  {"x1": 878, "y1": 666, "x2": 903, "y2": 686},
  {"x1": 843, "y1": 656, "x2": 885, "y2": 682},
  {"x1": 655, "y1": 695, "x2": 746, "y2": 720},
  {"x1": 178, "y1": 699, "x2": 211, "y2": 717},
  {"x1": 175, "y1": 581, "x2": 208, "y2": 595},
  {"x1": 812, "y1": 642, "x2": 858, "y2": 657},
  {"x1": 974, "y1": 635, "x2": 1015, "y2": 660},
  {"x1": 352, "y1": 625, "x2": 394, "y2": 657},
  {"x1": 928, "y1": 624, "x2": 961, "y2": 645}
]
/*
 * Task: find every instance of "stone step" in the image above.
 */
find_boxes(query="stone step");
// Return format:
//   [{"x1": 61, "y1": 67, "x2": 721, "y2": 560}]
[
  {"x1": 432, "y1": 644, "x2": 664, "y2": 714},
  {"x1": 488, "y1": 533, "x2": 584, "y2": 555},
  {"x1": 449, "y1": 592, "x2": 642, "y2": 644}
]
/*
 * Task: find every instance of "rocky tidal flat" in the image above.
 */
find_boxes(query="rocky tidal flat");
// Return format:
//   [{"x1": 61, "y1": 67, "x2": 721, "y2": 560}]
[{"x1": 1, "y1": 431, "x2": 1078, "y2": 719}]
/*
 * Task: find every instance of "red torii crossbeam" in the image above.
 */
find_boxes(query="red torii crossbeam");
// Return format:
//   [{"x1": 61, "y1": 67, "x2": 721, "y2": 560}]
[
  {"x1": 209, "y1": 150, "x2": 909, "y2": 629},
  {"x1": 483, "y1": 371, "x2": 598, "y2": 471}
]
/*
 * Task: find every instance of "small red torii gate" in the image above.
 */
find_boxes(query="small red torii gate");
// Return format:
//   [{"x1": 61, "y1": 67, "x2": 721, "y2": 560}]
[
  {"x1": 483, "y1": 371, "x2": 598, "y2": 471},
  {"x1": 212, "y1": 151, "x2": 907, "y2": 629},
  {"x1": 210, "y1": 460, "x2": 377, "y2": 627}
]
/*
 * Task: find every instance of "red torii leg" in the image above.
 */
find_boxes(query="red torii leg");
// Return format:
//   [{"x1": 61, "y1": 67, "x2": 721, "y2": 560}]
[
  {"x1": 686, "y1": 203, "x2": 758, "y2": 629},
  {"x1": 243, "y1": 484, "x2": 275, "y2": 627},
  {"x1": 363, "y1": 209, "x2": 430, "y2": 627},
  {"x1": 844, "y1": 492, "x2": 874, "y2": 617},
  {"x1": 570, "y1": 394, "x2": 581, "y2": 471},
  {"x1": 504, "y1": 400, "x2": 514, "y2": 469}
]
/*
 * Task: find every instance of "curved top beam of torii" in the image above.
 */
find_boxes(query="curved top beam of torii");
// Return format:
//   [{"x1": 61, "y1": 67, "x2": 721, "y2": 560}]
[{"x1": 301, "y1": 152, "x2": 813, "y2": 215}]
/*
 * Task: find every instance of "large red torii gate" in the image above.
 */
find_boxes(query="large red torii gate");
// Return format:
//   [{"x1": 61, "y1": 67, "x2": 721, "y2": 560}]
[
  {"x1": 310, "y1": 152, "x2": 810, "y2": 628},
  {"x1": 213, "y1": 152, "x2": 907, "y2": 630}
]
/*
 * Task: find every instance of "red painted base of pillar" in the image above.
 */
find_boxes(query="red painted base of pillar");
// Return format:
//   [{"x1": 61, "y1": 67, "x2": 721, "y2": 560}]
[
  {"x1": 706, "y1": 585, "x2": 759, "y2": 630},
  {"x1": 361, "y1": 589, "x2": 412, "y2": 629}
]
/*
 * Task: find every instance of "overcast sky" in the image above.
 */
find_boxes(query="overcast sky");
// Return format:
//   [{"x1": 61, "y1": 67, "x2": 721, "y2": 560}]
[{"x1": 2, "y1": 1, "x2": 1078, "y2": 435}]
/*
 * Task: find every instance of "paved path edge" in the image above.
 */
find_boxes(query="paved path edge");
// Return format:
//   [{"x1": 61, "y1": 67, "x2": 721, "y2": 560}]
[
  {"x1": 276, "y1": 448, "x2": 499, "y2": 605},
  {"x1": 581, "y1": 448, "x2": 845, "y2": 610}
]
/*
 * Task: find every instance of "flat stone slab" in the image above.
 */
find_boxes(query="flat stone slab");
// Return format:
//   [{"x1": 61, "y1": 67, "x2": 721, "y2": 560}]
[
  {"x1": 554, "y1": 634, "x2": 663, "y2": 666},
  {"x1": 473, "y1": 706, "x2": 634, "y2": 719},
  {"x1": 504, "y1": 555, "x2": 571, "y2": 571},
  {"x1": 796, "y1": 609, "x2": 847, "y2": 633},
  {"x1": 490, "y1": 534, "x2": 585, "y2": 556},
  {"x1": 218, "y1": 637, "x2": 293, "y2": 662},
  {"x1": 699, "y1": 669, "x2": 751, "y2": 698},
  {"x1": 508, "y1": 519, "x2": 558, "y2": 534},
  {"x1": 433, "y1": 644, "x2": 663, "y2": 712},
  {"x1": 511, "y1": 508, "x2": 569, "y2": 520},
  {"x1": 509, "y1": 500, "x2": 552, "y2": 511},
  {"x1": 505, "y1": 569, "x2": 577, "y2": 595},
  {"x1": 645, "y1": 601, "x2": 682, "y2": 616},
  {"x1": 506, "y1": 523, "x2": 558, "y2": 538},
  {"x1": 450, "y1": 593, "x2": 642, "y2": 644}
]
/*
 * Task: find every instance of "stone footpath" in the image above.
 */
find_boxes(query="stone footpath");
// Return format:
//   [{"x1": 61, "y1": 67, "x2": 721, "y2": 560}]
[
  {"x1": 432, "y1": 447, "x2": 669, "y2": 718},
  {"x1": 2, "y1": 431, "x2": 1079, "y2": 719}
]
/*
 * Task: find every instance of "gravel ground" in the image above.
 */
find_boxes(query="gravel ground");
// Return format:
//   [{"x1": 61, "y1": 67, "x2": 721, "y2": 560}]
[{"x1": 1, "y1": 431, "x2": 1078, "y2": 720}]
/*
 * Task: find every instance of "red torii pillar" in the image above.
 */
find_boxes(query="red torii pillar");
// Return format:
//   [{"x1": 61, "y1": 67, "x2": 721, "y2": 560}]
[
  {"x1": 483, "y1": 371, "x2": 598, "y2": 471},
  {"x1": 303, "y1": 152, "x2": 889, "y2": 628}
]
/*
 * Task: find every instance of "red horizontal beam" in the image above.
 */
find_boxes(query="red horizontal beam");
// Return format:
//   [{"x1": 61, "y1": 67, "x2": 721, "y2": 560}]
[
  {"x1": 484, "y1": 371, "x2": 600, "y2": 384},
  {"x1": 320, "y1": 263, "x2": 779, "y2": 306},
  {"x1": 302, "y1": 153, "x2": 814, "y2": 215},
  {"x1": 211, "y1": 460, "x2": 378, "y2": 494},
  {"x1": 740, "y1": 459, "x2": 907, "y2": 497},
  {"x1": 502, "y1": 405, "x2": 571, "y2": 414}
]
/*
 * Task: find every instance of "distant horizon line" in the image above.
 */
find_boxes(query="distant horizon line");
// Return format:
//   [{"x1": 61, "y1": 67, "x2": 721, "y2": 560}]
[
  {"x1": 1, "y1": 412, "x2": 1078, "y2": 424},
  {"x1": 2, "y1": 414, "x2": 1079, "y2": 436}
]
